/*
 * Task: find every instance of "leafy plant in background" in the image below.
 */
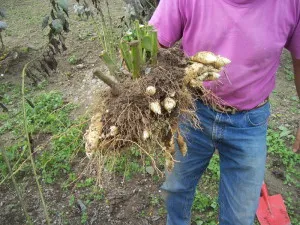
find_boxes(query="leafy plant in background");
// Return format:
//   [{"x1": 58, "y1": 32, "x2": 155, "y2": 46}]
[
  {"x1": 123, "y1": 0, "x2": 158, "y2": 24},
  {"x1": 192, "y1": 190, "x2": 218, "y2": 225},
  {"x1": 0, "y1": 8, "x2": 8, "y2": 49},
  {"x1": 43, "y1": 0, "x2": 70, "y2": 45},
  {"x1": 283, "y1": 64, "x2": 294, "y2": 81},
  {"x1": 267, "y1": 128, "x2": 300, "y2": 186}
]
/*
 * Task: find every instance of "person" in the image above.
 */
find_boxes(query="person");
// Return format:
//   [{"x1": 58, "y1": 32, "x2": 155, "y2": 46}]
[{"x1": 149, "y1": 0, "x2": 300, "y2": 224}]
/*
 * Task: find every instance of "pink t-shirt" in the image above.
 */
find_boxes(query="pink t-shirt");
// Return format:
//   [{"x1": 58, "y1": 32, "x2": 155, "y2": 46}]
[{"x1": 149, "y1": 0, "x2": 300, "y2": 110}]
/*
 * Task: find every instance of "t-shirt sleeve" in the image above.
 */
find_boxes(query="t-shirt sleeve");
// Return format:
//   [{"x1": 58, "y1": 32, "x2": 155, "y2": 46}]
[
  {"x1": 285, "y1": 13, "x2": 300, "y2": 59},
  {"x1": 149, "y1": 0, "x2": 184, "y2": 47}
]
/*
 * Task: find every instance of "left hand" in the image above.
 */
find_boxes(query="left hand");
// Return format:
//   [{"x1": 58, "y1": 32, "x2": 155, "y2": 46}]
[{"x1": 292, "y1": 126, "x2": 300, "y2": 153}]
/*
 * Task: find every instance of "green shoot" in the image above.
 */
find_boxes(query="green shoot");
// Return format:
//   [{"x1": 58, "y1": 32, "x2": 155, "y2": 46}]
[
  {"x1": 129, "y1": 40, "x2": 142, "y2": 79},
  {"x1": 151, "y1": 30, "x2": 158, "y2": 65},
  {"x1": 120, "y1": 41, "x2": 133, "y2": 72},
  {"x1": 100, "y1": 51, "x2": 118, "y2": 77}
]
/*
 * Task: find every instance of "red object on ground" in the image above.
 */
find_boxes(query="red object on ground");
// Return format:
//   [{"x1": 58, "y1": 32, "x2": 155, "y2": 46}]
[{"x1": 256, "y1": 183, "x2": 291, "y2": 225}]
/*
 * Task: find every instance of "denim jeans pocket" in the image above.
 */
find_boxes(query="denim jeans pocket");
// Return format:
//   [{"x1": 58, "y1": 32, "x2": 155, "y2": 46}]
[{"x1": 246, "y1": 103, "x2": 270, "y2": 127}]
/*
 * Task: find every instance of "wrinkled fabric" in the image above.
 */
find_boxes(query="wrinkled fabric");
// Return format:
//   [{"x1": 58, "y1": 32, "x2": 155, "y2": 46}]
[
  {"x1": 161, "y1": 100, "x2": 270, "y2": 225},
  {"x1": 149, "y1": 0, "x2": 300, "y2": 110}
]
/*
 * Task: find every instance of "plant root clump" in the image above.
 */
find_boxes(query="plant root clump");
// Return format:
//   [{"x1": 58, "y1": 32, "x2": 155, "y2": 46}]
[{"x1": 84, "y1": 47, "x2": 230, "y2": 180}]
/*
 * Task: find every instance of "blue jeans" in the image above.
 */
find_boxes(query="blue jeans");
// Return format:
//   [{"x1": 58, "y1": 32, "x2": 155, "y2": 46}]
[{"x1": 161, "y1": 100, "x2": 270, "y2": 225}]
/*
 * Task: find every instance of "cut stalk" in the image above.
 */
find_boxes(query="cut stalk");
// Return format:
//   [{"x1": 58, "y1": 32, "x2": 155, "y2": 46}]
[
  {"x1": 129, "y1": 40, "x2": 141, "y2": 79},
  {"x1": 120, "y1": 41, "x2": 133, "y2": 72},
  {"x1": 93, "y1": 68, "x2": 121, "y2": 96}
]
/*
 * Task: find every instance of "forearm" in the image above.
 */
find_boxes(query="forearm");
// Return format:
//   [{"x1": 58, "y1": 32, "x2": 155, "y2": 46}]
[{"x1": 292, "y1": 55, "x2": 300, "y2": 98}]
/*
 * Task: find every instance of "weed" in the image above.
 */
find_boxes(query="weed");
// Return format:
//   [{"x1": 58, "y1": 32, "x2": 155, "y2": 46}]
[
  {"x1": 81, "y1": 211, "x2": 88, "y2": 224},
  {"x1": 149, "y1": 194, "x2": 161, "y2": 207},
  {"x1": 192, "y1": 190, "x2": 218, "y2": 225},
  {"x1": 266, "y1": 128, "x2": 300, "y2": 223},
  {"x1": 68, "y1": 55, "x2": 79, "y2": 65},
  {"x1": 0, "y1": 90, "x2": 88, "y2": 184},
  {"x1": 267, "y1": 128, "x2": 300, "y2": 186},
  {"x1": 69, "y1": 195, "x2": 75, "y2": 207},
  {"x1": 207, "y1": 153, "x2": 220, "y2": 179},
  {"x1": 192, "y1": 190, "x2": 218, "y2": 213},
  {"x1": 76, "y1": 178, "x2": 95, "y2": 188},
  {"x1": 283, "y1": 64, "x2": 294, "y2": 81},
  {"x1": 80, "y1": 187, "x2": 104, "y2": 204},
  {"x1": 158, "y1": 207, "x2": 167, "y2": 216}
]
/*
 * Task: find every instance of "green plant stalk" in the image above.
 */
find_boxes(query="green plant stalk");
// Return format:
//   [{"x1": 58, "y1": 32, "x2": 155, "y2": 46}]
[
  {"x1": 92, "y1": 18, "x2": 107, "y2": 54},
  {"x1": 120, "y1": 41, "x2": 133, "y2": 72},
  {"x1": 134, "y1": 20, "x2": 142, "y2": 41},
  {"x1": 0, "y1": 148, "x2": 33, "y2": 225},
  {"x1": 93, "y1": 10, "x2": 117, "y2": 66},
  {"x1": 100, "y1": 51, "x2": 118, "y2": 76},
  {"x1": 151, "y1": 30, "x2": 158, "y2": 65},
  {"x1": 105, "y1": 0, "x2": 113, "y2": 30},
  {"x1": 134, "y1": 21, "x2": 144, "y2": 64},
  {"x1": 130, "y1": 40, "x2": 142, "y2": 79},
  {"x1": 22, "y1": 62, "x2": 51, "y2": 225}
]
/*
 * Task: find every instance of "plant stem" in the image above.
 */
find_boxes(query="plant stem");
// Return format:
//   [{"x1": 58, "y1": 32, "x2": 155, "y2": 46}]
[
  {"x1": 134, "y1": 21, "x2": 144, "y2": 64},
  {"x1": 129, "y1": 40, "x2": 141, "y2": 79},
  {"x1": 93, "y1": 68, "x2": 121, "y2": 96},
  {"x1": 22, "y1": 62, "x2": 51, "y2": 225},
  {"x1": 151, "y1": 30, "x2": 158, "y2": 65},
  {"x1": 0, "y1": 147, "x2": 33, "y2": 225},
  {"x1": 100, "y1": 51, "x2": 118, "y2": 77},
  {"x1": 120, "y1": 41, "x2": 133, "y2": 72}
]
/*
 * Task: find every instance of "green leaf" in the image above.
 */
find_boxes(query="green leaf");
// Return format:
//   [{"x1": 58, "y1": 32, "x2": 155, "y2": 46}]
[
  {"x1": 42, "y1": 15, "x2": 50, "y2": 29},
  {"x1": 51, "y1": 19, "x2": 63, "y2": 34},
  {"x1": 196, "y1": 220, "x2": 204, "y2": 225},
  {"x1": 58, "y1": 0, "x2": 69, "y2": 16},
  {"x1": 56, "y1": 11, "x2": 66, "y2": 23},
  {"x1": 0, "y1": 8, "x2": 6, "y2": 18},
  {"x1": 146, "y1": 166, "x2": 154, "y2": 175},
  {"x1": 141, "y1": 36, "x2": 152, "y2": 51}
]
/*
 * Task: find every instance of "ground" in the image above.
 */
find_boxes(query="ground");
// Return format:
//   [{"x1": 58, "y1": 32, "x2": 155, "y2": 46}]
[{"x1": 0, "y1": 0, "x2": 299, "y2": 225}]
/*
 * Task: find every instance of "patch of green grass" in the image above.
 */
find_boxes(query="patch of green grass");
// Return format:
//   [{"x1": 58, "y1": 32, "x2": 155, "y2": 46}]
[
  {"x1": 266, "y1": 128, "x2": 300, "y2": 224},
  {"x1": 81, "y1": 211, "x2": 88, "y2": 224},
  {"x1": 0, "y1": 90, "x2": 88, "y2": 184},
  {"x1": 191, "y1": 153, "x2": 219, "y2": 224},
  {"x1": 283, "y1": 64, "x2": 294, "y2": 81},
  {"x1": 107, "y1": 146, "x2": 164, "y2": 180},
  {"x1": 267, "y1": 128, "x2": 300, "y2": 186},
  {"x1": 192, "y1": 190, "x2": 218, "y2": 225},
  {"x1": 207, "y1": 154, "x2": 220, "y2": 179},
  {"x1": 68, "y1": 55, "x2": 79, "y2": 65}
]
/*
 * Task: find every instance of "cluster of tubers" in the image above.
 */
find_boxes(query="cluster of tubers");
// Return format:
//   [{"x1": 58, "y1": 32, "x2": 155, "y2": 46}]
[
  {"x1": 148, "y1": 87, "x2": 177, "y2": 115},
  {"x1": 185, "y1": 51, "x2": 231, "y2": 88},
  {"x1": 84, "y1": 50, "x2": 230, "y2": 172}
]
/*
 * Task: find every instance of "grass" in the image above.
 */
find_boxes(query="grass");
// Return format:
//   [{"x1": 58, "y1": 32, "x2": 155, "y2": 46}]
[
  {"x1": 267, "y1": 128, "x2": 300, "y2": 187},
  {"x1": 0, "y1": 81, "x2": 111, "y2": 224},
  {"x1": 283, "y1": 63, "x2": 294, "y2": 81},
  {"x1": 0, "y1": 86, "x2": 88, "y2": 184}
]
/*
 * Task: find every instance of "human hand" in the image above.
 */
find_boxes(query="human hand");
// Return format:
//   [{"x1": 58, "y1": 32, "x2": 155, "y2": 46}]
[{"x1": 292, "y1": 125, "x2": 300, "y2": 153}]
